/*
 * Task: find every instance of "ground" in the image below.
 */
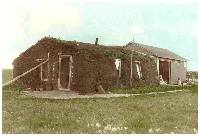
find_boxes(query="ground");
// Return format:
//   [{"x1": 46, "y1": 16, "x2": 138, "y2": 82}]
[
  {"x1": 2, "y1": 88, "x2": 198, "y2": 134},
  {"x1": 2, "y1": 69, "x2": 198, "y2": 134},
  {"x1": 23, "y1": 89, "x2": 190, "y2": 99}
]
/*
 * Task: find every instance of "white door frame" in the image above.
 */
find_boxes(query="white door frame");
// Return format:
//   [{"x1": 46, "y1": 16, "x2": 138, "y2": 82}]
[{"x1": 58, "y1": 55, "x2": 72, "y2": 91}]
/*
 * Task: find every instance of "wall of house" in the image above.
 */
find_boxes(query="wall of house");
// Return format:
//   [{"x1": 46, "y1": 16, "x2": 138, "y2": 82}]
[
  {"x1": 13, "y1": 37, "x2": 159, "y2": 93},
  {"x1": 125, "y1": 43, "x2": 188, "y2": 85},
  {"x1": 170, "y1": 61, "x2": 187, "y2": 84},
  {"x1": 12, "y1": 44, "x2": 47, "y2": 89}
]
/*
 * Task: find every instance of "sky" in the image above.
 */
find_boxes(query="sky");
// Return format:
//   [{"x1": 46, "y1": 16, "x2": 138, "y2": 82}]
[{"x1": 1, "y1": 2, "x2": 198, "y2": 71}]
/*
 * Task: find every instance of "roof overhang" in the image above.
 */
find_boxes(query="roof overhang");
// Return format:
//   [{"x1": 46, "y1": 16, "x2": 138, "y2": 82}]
[{"x1": 129, "y1": 43, "x2": 187, "y2": 62}]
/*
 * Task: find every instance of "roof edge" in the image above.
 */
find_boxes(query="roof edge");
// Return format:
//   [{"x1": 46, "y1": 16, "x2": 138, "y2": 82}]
[
  {"x1": 132, "y1": 42, "x2": 187, "y2": 61},
  {"x1": 133, "y1": 43, "x2": 158, "y2": 57}
]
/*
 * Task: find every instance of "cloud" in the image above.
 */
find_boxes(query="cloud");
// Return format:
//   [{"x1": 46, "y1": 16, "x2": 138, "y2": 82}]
[
  {"x1": 170, "y1": 21, "x2": 198, "y2": 37},
  {"x1": 145, "y1": 21, "x2": 198, "y2": 37},
  {"x1": 2, "y1": 49, "x2": 23, "y2": 69},
  {"x1": 192, "y1": 21, "x2": 198, "y2": 37},
  {"x1": 131, "y1": 25, "x2": 144, "y2": 34},
  {"x1": 28, "y1": 2, "x2": 80, "y2": 33},
  {"x1": 2, "y1": 3, "x2": 24, "y2": 41},
  {"x1": 1, "y1": 2, "x2": 80, "y2": 41},
  {"x1": 1, "y1": 3, "x2": 25, "y2": 68}
]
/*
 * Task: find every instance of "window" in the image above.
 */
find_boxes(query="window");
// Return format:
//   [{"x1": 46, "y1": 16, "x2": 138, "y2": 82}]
[
  {"x1": 41, "y1": 62, "x2": 48, "y2": 81},
  {"x1": 115, "y1": 59, "x2": 121, "y2": 77},
  {"x1": 135, "y1": 61, "x2": 142, "y2": 79},
  {"x1": 184, "y1": 61, "x2": 186, "y2": 68}
]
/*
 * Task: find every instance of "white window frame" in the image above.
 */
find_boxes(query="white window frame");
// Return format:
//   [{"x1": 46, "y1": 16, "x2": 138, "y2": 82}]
[
  {"x1": 184, "y1": 61, "x2": 186, "y2": 68},
  {"x1": 115, "y1": 59, "x2": 121, "y2": 77},
  {"x1": 135, "y1": 61, "x2": 142, "y2": 79},
  {"x1": 41, "y1": 61, "x2": 48, "y2": 81}
]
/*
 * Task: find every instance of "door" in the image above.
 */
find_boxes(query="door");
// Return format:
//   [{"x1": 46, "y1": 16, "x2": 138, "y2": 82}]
[
  {"x1": 159, "y1": 61, "x2": 170, "y2": 84},
  {"x1": 58, "y1": 55, "x2": 72, "y2": 91}
]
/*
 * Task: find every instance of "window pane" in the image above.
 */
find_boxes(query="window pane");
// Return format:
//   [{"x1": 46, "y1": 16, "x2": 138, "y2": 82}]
[
  {"x1": 43, "y1": 62, "x2": 48, "y2": 70},
  {"x1": 41, "y1": 62, "x2": 48, "y2": 80},
  {"x1": 115, "y1": 59, "x2": 121, "y2": 70},
  {"x1": 42, "y1": 71, "x2": 48, "y2": 79}
]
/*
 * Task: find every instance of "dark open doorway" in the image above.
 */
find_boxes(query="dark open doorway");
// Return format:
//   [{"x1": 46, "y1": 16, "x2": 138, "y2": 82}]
[{"x1": 159, "y1": 61, "x2": 170, "y2": 84}]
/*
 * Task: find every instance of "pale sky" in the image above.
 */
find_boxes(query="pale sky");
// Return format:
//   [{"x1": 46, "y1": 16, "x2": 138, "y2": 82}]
[{"x1": 1, "y1": 2, "x2": 198, "y2": 71}]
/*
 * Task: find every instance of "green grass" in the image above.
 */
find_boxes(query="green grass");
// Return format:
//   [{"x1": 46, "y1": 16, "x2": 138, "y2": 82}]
[
  {"x1": 2, "y1": 69, "x2": 198, "y2": 134},
  {"x1": 2, "y1": 69, "x2": 25, "y2": 92},
  {"x1": 2, "y1": 69, "x2": 13, "y2": 84},
  {"x1": 106, "y1": 85, "x2": 197, "y2": 94},
  {"x1": 2, "y1": 87, "x2": 198, "y2": 134}
]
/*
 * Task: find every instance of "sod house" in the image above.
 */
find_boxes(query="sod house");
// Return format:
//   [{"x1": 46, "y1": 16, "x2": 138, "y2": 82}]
[
  {"x1": 12, "y1": 37, "x2": 159, "y2": 93},
  {"x1": 124, "y1": 41, "x2": 187, "y2": 85}
]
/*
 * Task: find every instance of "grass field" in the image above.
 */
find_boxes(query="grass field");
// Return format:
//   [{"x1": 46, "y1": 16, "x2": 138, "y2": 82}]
[
  {"x1": 2, "y1": 69, "x2": 13, "y2": 84},
  {"x1": 2, "y1": 69, "x2": 198, "y2": 134}
]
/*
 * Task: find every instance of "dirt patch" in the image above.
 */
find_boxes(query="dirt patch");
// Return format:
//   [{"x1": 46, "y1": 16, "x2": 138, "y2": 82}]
[{"x1": 22, "y1": 90, "x2": 190, "y2": 99}]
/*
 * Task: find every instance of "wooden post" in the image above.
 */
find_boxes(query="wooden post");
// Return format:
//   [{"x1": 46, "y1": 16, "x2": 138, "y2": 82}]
[
  {"x1": 119, "y1": 59, "x2": 121, "y2": 77},
  {"x1": 169, "y1": 60, "x2": 171, "y2": 85},
  {"x1": 157, "y1": 57, "x2": 159, "y2": 76},
  {"x1": 46, "y1": 52, "x2": 52, "y2": 91},
  {"x1": 130, "y1": 50, "x2": 133, "y2": 86},
  {"x1": 47, "y1": 52, "x2": 51, "y2": 80},
  {"x1": 95, "y1": 38, "x2": 98, "y2": 45}
]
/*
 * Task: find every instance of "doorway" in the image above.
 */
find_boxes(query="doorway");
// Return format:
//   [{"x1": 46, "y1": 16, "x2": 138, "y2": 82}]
[
  {"x1": 58, "y1": 55, "x2": 72, "y2": 91},
  {"x1": 159, "y1": 60, "x2": 170, "y2": 84}
]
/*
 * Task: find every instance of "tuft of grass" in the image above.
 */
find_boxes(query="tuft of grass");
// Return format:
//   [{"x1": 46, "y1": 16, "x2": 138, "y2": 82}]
[
  {"x1": 2, "y1": 84, "x2": 26, "y2": 93},
  {"x1": 104, "y1": 50, "x2": 114, "y2": 57},
  {"x1": 63, "y1": 41, "x2": 77, "y2": 48}
]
